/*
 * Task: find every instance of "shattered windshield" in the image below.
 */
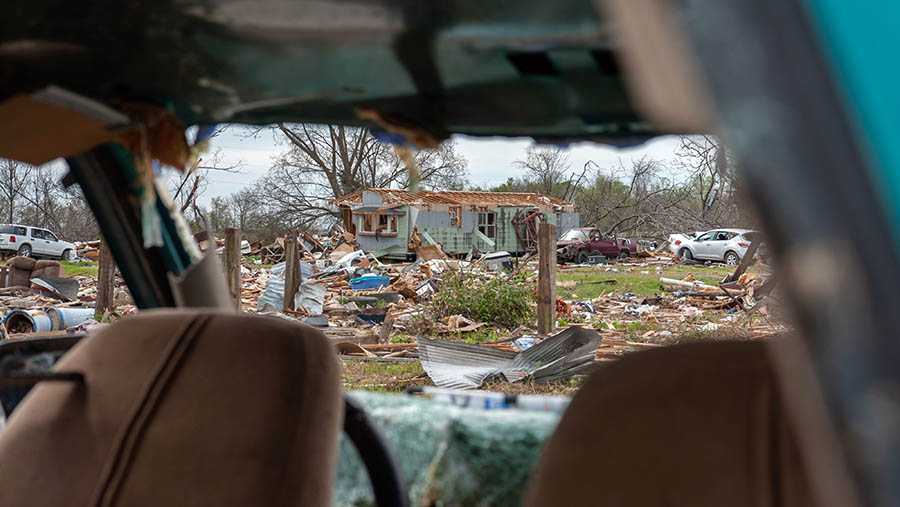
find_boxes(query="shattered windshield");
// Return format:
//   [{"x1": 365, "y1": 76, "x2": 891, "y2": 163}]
[{"x1": 560, "y1": 229, "x2": 588, "y2": 242}]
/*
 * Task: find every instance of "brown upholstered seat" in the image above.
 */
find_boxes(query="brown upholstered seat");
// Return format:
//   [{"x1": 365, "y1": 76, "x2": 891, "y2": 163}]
[
  {"x1": 0, "y1": 309, "x2": 342, "y2": 507},
  {"x1": 5, "y1": 256, "x2": 62, "y2": 287},
  {"x1": 524, "y1": 340, "x2": 815, "y2": 507},
  {"x1": 32, "y1": 259, "x2": 63, "y2": 278}
]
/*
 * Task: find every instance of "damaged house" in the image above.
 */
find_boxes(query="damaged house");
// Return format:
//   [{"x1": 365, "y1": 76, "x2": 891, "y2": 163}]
[{"x1": 333, "y1": 189, "x2": 579, "y2": 258}]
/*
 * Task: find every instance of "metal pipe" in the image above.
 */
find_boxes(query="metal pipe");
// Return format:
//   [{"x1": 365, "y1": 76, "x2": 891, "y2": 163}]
[
  {"x1": 4, "y1": 310, "x2": 52, "y2": 334},
  {"x1": 46, "y1": 308, "x2": 96, "y2": 331}
]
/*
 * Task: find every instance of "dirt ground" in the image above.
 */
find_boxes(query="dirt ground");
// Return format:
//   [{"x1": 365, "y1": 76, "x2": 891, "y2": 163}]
[{"x1": 340, "y1": 358, "x2": 585, "y2": 395}]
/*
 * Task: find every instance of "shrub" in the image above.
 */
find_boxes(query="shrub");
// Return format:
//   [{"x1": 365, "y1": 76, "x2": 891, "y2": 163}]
[{"x1": 432, "y1": 271, "x2": 535, "y2": 329}]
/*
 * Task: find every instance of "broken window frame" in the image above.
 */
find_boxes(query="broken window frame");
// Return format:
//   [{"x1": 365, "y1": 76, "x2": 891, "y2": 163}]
[
  {"x1": 357, "y1": 212, "x2": 400, "y2": 237},
  {"x1": 449, "y1": 205, "x2": 462, "y2": 228},
  {"x1": 478, "y1": 212, "x2": 496, "y2": 238}
]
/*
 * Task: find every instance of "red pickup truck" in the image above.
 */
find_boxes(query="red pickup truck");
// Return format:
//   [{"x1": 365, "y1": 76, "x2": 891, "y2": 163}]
[{"x1": 556, "y1": 227, "x2": 637, "y2": 263}]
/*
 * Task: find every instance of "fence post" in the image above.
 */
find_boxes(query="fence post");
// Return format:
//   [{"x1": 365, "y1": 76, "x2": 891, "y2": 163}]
[
  {"x1": 97, "y1": 240, "x2": 116, "y2": 314},
  {"x1": 224, "y1": 228, "x2": 242, "y2": 310},
  {"x1": 537, "y1": 222, "x2": 557, "y2": 335},
  {"x1": 283, "y1": 233, "x2": 300, "y2": 312}
]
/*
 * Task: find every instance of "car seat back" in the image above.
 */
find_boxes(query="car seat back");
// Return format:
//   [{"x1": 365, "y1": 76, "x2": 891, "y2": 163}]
[
  {"x1": 0, "y1": 309, "x2": 341, "y2": 507},
  {"x1": 524, "y1": 341, "x2": 817, "y2": 507}
]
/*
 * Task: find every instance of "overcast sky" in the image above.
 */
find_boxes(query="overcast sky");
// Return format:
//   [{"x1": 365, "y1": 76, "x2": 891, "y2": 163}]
[{"x1": 193, "y1": 125, "x2": 683, "y2": 206}]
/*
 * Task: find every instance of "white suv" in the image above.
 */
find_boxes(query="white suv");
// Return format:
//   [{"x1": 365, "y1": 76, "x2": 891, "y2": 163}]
[{"x1": 0, "y1": 224, "x2": 77, "y2": 260}]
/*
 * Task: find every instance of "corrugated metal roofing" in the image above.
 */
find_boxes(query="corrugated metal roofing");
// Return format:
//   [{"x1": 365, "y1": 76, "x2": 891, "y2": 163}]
[
  {"x1": 418, "y1": 338, "x2": 517, "y2": 390},
  {"x1": 501, "y1": 327, "x2": 602, "y2": 382},
  {"x1": 333, "y1": 188, "x2": 574, "y2": 208},
  {"x1": 418, "y1": 327, "x2": 603, "y2": 390}
]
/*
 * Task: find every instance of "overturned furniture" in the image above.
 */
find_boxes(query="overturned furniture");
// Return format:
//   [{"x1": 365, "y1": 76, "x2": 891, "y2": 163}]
[{"x1": 3, "y1": 257, "x2": 63, "y2": 289}]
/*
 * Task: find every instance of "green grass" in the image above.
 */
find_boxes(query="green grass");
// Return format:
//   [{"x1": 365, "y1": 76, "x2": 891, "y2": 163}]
[
  {"x1": 557, "y1": 265, "x2": 736, "y2": 300},
  {"x1": 242, "y1": 254, "x2": 274, "y2": 269},
  {"x1": 457, "y1": 327, "x2": 505, "y2": 344},
  {"x1": 341, "y1": 360, "x2": 425, "y2": 392},
  {"x1": 60, "y1": 260, "x2": 98, "y2": 277}
]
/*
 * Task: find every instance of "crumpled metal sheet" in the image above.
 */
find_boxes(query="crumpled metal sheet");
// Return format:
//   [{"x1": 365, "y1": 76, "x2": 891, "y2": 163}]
[
  {"x1": 419, "y1": 327, "x2": 602, "y2": 389},
  {"x1": 417, "y1": 338, "x2": 517, "y2": 389},
  {"x1": 502, "y1": 327, "x2": 602, "y2": 382}
]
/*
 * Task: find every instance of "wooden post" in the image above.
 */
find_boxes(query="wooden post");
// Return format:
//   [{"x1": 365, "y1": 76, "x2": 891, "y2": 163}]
[
  {"x1": 537, "y1": 222, "x2": 557, "y2": 335},
  {"x1": 283, "y1": 233, "x2": 300, "y2": 312},
  {"x1": 97, "y1": 240, "x2": 116, "y2": 314},
  {"x1": 224, "y1": 228, "x2": 242, "y2": 310},
  {"x1": 378, "y1": 314, "x2": 394, "y2": 344},
  {"x1": 724, "y1": 236, "x2": 762, "y2": 283}
]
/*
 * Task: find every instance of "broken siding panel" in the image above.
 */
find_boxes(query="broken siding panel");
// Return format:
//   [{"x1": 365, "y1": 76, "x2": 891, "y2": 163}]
[
  {"x1": 361, "y1": 191, "x2": 383, "y2": 206},
  {"x1": 396, "y1": 205, "x2": 411, "y2": 244},
  {"x1": 414, "y1": 207, "x2": 581, "y2": 255},
  {"x1": 497, "y1": 207, "x2": 549, "y2": 253},
  {"x1": 357, "y1": 233, "x2": 406, "y2": 252},
  {"x1": 416, "y1": 210, "x2": 451, "y2": 228},
  {"x1": 461, "y1": 211, "x2": 477, "y2": 232},
  {"x1": 495, "y1": 207, "x2": 518, "y2": 253},
  {"x1": 419, "y1": 227, "x2": 474, "y2": 254}
]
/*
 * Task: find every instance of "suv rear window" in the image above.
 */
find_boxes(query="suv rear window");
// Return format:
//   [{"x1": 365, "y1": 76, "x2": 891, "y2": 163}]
[{"x1": 0, "y1": 225, "x2": 25, "y2": 235}]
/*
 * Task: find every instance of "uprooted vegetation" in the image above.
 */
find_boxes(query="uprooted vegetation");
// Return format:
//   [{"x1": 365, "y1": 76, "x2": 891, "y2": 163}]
[{"x1": 431, "y1": 270, "x2": 535, "y2": 329}]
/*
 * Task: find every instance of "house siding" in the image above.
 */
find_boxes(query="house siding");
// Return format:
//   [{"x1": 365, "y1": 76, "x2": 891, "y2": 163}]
[
  {"x1": 417, "y1": 206, "x2": 571, "y2": 254},
  {"x1": 339, "y1": 189, "x2": 580, "y2": 256},
  {"x1": 353, "y1": 204, "x2": 410, "y2": 255}
]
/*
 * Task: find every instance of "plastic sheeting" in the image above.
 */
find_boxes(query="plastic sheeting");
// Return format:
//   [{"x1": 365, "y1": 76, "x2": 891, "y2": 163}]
[
  {"x1": 256, "y1": 261, "x2": 314, "y2": 313},
  {"x1": 334, "y1": 391, "x2": 561, "y2": 507}
]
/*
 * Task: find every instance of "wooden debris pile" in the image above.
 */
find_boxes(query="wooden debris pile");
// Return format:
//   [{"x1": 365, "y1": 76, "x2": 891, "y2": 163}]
[{"x1": 233, "y1": 235, "x2": 783, "y2": 366}]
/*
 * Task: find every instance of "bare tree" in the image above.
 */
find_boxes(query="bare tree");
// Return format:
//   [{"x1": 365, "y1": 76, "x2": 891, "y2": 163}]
[
  {"x1": 578, "y1": 157, "x2": 688, "y2": 237},
  {"x1": 676, "y1": 135, "x2": 742, "y2": 224},
  {"x1": 0, "y1": 159, "x2": 34, "y2": 223},
  {"x1": 19, "y1": 167, "x2": 67, "y2": 232},
  {"x1": 513, "y1": 146, "x2": 572, "y2": 197},
  {"x1": 166, "y1": 148, "x2": 242, "y2": 230},
  {"x1": 0, "y1": 159, "x2": 100, "y2": 240},
  {"x1": 227, "y1": 188, "x2": 259, "y2": 231},
  {"x1": 258, "y1": 123, "x2": 469, "y2": 229}
]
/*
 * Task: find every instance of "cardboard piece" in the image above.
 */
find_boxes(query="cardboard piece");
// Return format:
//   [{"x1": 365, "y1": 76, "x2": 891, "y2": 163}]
[
  {"x1": 0, "y1": 86, "x2": 128, "y2": 165},
  {"x1": 416, "y1": 244, "x2": 447, "y2": 261}
]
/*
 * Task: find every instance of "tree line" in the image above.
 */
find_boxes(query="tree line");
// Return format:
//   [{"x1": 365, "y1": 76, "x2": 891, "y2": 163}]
[
  {"x1": 191, "y1": 126, "x2": 754, "y2": 242},
  {"x1": 0, "y1": 159, "x2": 97, "y2": 241},
  {"x1": 0, "y1": 127, "x2": 754, "y2": 244}
]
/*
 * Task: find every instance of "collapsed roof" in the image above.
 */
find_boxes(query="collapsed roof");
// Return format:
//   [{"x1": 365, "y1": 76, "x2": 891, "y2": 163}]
[{"x1": 333, "y1": 188, "x2": 575, "y2": 211}]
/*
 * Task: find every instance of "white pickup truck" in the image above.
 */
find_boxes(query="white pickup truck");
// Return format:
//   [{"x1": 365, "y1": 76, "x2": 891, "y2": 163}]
[{"x1": 0, "y1": 224, "x2": 77, "y2": 260}]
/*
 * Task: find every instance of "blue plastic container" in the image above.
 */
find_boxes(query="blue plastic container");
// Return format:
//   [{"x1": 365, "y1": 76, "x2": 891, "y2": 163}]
[{"x1": 349, "y1": 275, "x2": 390, "y2": 291}]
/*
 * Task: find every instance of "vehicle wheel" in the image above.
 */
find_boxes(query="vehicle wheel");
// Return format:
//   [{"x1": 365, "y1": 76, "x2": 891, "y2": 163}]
[
  {"x1": 62, "y1": 249, "x2": 73, "y2": 261},
  {"x1": 17, "y1": 244, "x2": 31, "y2": 258},
  {"x1": 576, "y1": 251, "x2": 588, "y2": 264},
  {"x1": 679, "y1": 248, "x2": 693, "y2": 261},
  {"x1": 618, "y1": 250, "x2": 630, "y2": 260},
  {"x1": 589, "y1": 250, "x2": 603, "y2": 261},
  {"x1": 725, "y1": 251, "x2": 740, "y2": 265}
]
